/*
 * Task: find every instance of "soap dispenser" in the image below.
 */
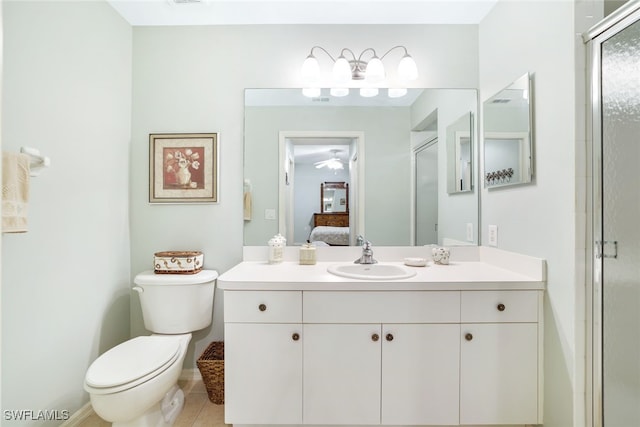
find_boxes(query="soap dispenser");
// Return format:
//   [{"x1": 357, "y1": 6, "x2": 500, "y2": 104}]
[
  {"x1": 299, "y1": 241, "x2": 317, "y2": 265},
  {"x1": 268, "y1": 233, "x2": 286, "y2": 264}
]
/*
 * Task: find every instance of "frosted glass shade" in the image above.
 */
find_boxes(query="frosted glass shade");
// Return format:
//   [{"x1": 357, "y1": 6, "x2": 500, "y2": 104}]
[
  {"x1": 388, "y1": 88, "x2": 407, "y2": 98},
  {"x1": 302, "y1": 87, "x2": 321, "y2": 98},
  {"x1": 365, "y1": 57, "x2": 385, "y2": 83},
  {"x1": 301, "y1": 55, "x2": 320, "y2": 82},
  {"x1": 332, "y1": 56, "x2": 352, "y2": 85},
  {"x1": 360, "y1": 87, "x2": 379, "y2": 97},
  {"x1": 330, "y1": 88, "x2": 349, "y2": 97},
  {"x1": 398, "y1": 54, "x2": 418, "y2": 81}
]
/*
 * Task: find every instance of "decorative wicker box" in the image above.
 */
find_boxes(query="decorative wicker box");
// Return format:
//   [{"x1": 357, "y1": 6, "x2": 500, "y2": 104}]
[
  {"x1": 197, "y1": 341, "x2": 224, "y2": 404},
  {"x1": 154, "y1": 251, "x2": 203, "y2": 274}
]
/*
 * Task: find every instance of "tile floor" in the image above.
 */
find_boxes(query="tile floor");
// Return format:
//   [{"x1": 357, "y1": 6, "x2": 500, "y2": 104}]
[{"x1": 76, "y1": 378, "x2": 229, "y2": 427}]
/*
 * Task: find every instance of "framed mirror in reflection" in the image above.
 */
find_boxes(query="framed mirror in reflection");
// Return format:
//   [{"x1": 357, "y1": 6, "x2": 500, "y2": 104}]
[
  {"x1": 483, "y1": 73, "x2": 533, "y2": 188},
  {"x1": 321, "y1": 182, "x2": 349, "y2": 213},
  {"x1": 243, "y1": 88, "x2": 479, "y2": 247}
]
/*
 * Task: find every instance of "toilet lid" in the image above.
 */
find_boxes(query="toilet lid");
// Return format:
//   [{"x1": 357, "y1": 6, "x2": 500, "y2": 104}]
[{"x1": 85, "y1": 336, "x2": 181, "y2": 389}]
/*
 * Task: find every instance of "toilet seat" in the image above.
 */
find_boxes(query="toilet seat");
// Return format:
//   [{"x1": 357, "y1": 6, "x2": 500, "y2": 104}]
[{"x1": 85, "y1": 336, "x2": 182, "y2": 395}]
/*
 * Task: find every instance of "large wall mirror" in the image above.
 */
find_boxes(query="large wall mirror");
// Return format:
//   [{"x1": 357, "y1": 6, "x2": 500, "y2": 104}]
[
  {"x1": 244, "y1": 88, "x2": 479, "y2": 247},
  {"x1": 483, "y1": 73, "x2": 533, "y2": 188}
]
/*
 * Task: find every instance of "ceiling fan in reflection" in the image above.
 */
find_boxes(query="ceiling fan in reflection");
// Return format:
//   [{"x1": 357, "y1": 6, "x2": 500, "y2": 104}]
[{"x1": 314, "y1": 149, "x2": 345, "y2": 170}]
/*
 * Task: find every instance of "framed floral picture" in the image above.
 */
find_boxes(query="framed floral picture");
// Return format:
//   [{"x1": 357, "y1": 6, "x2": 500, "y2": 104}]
[{"x1": 149, "y1": 133, "x2": 219, "y2": 203}]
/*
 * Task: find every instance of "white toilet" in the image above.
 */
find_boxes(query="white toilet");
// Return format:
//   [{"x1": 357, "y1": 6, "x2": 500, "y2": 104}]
[{"x1": 84, "y1": 270, "x2": 218, "y2": 427}]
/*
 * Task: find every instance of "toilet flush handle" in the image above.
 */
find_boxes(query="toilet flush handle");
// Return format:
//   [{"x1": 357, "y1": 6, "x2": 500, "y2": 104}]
[{"x1": 132, "y1": 286, "x2": 144, "y2": 293}]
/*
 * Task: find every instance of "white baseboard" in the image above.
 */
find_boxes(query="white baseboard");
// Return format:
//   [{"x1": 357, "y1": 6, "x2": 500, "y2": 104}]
[
  {"x1": 60, "y1": 402, "x2": 94, "y2": 427},
  {"x1": 180, "y1": 368, "x2": 202, "y2": 382}
]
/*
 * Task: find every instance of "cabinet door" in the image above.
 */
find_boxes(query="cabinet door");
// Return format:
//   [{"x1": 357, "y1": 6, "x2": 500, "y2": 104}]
[
  {"x1": 460, "y1": 323, "x2": 538, "y2": 425},
  {"x1": 224, "y1": 323, "x2": 302, "y2": 424},
  {"x1": 303, "y1": 324, "x2": 381, "y2": 424},
  {"x1": 381, "y1": 324, "x2": 460, "y2": 425}
]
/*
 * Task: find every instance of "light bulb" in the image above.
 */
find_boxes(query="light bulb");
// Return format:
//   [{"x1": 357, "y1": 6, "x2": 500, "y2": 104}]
[
  {"x1": 397, "y1": 54, "x2": 418, "y2": 81},
  {"x1": 328, "y1": 160, "x2": 344, "y2": 170},
  {"x1": 388, "y1": 88, "x2": 407, "y2": 98},
  {"x1": 332, "y1": 56, "x2": 352, "y2": 85},
  {"x1": 365, "y1": 56, "x2": 385, "y2": 83},
  {"x1": 302, "y1": 87, "x2": 321, "y2": 98},
  {"x1": 301, "y1": 54, "x2": 320, "y2": 83},
  {"x1": 360, "y1": 87, "x2": 379, "y2": 97},
  {"x1": 330, "y1": 88, "x2": 349, "y2": 97}
]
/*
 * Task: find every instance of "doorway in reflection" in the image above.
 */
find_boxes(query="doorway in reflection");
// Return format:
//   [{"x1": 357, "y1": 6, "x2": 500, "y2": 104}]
[{"x1": 281, "y1": 134, "x2": 361, "y2": 245}]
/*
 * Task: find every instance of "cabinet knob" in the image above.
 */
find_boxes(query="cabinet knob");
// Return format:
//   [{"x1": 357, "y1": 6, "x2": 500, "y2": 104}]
[
  {"x1": 465, "y1": 333, "x2": 473, "y2": 341},
  {"x1": 371, "y1": 333, "x2": 380, "y2": 342},
  {"x1": 258, "y1": 303, "x2": 267, "y2": 312},
  {"x1": 497, "y1": 303, "x2": 506, "y2": 312},
  {"x1": 385, "y1": 333, "x2": 394, "y2": 342},
  {"x1": 292, "y1": 333, "x2": 300, "y2": 341}
]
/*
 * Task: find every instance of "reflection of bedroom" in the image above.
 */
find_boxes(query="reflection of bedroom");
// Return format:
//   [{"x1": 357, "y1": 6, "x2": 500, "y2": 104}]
[
  {"x1": 310, "y1": 182, "x2": 350, "y2": 246},
  {"x1": 292, "y1": 142, "x2": 352, "y2": 246}
]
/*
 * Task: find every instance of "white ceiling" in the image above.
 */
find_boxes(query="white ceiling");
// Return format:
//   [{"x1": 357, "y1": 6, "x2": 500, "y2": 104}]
[{"x1": 107, "y1": 0, "x2": 498, "y2": 26}]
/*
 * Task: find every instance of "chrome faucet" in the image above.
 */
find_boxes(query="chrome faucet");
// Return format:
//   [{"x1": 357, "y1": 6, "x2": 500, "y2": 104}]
[{"x1": 354, "y1": 240, "x2": 377, "y2": 264}]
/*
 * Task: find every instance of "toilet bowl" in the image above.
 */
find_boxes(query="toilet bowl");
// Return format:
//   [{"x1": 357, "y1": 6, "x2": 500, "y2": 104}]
[
  {"x1": 85, "y1": 334, "x2": 190, "y2": 426},
  {"x1": 84, "y1": 270, "x2": 217, "y2": 426}
]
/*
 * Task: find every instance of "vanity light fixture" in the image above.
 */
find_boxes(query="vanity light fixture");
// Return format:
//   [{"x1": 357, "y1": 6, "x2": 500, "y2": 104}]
[{"x1": 301, "y1": 46, "x2": 418, "y2": 98}]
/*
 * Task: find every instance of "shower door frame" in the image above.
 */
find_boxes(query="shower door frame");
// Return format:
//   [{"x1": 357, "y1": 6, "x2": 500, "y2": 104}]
[{"x1": 584, "y1": 3, "x2": 640, "y2": 427}]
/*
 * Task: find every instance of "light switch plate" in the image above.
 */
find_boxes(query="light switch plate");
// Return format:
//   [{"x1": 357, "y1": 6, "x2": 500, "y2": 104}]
[
  {"x1": 488, "y1": 225, "x2": 498, "y2": 246},
  {"x1": 265, "y1": 209, "x2": 276, "y2": 220}
]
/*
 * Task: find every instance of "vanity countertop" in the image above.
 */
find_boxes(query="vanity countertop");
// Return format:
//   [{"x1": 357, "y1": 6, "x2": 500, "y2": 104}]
[{"x1": 218, "y1": 256, "x2": 545, "y2": 292}]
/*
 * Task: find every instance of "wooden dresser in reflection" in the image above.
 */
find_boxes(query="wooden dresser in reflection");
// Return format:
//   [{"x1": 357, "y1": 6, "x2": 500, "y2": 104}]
[{"x1": 313, "y1": 213, "x2": 349, "y2": 228}]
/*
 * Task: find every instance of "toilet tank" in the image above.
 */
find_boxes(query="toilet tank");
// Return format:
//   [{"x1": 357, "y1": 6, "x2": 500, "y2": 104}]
[{"x1": 133, "y1": 270, "x2": 218, "y2": 334}]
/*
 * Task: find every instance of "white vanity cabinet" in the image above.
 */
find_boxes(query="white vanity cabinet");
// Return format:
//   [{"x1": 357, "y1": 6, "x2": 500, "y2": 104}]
[
  {"x1": 224, "y1": 291, "x2": 303, "y2": 424},
  {"x1": 460, "y1": 290, "x2": 542, "y2": 425},
  {"x1": 303, "y1": 291, "x2": 461, "y2": 425},
  {"x1": 380, "y1": 322, "x2": 461, "y2": 425},
  {"x1": 303, "y1": 323, "x2": 382, "y2": 424},
  {"x1": 218, "y1": 252, "x2": 546, "y2": 427}
]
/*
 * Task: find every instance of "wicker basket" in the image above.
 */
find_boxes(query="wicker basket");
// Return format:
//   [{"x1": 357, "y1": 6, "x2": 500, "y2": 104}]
[{"x1": 197, "y1": 341, "x2": 224, "y2": 404}]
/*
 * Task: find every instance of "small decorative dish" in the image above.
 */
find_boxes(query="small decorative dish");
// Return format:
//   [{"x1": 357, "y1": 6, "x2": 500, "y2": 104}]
[{"x1": 403, "y1": 257, "x2": 428, "y2": 267}]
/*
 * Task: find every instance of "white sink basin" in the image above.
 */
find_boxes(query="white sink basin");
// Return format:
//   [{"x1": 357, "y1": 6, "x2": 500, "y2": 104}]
[{"x1": 327, "y1": 263, "x2": 417, "y2": 280}]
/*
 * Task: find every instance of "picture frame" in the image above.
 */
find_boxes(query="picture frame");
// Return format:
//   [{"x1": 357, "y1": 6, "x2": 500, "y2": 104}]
[{"x1": 149, "y1": 133, "x2": 219, "y2": 203}]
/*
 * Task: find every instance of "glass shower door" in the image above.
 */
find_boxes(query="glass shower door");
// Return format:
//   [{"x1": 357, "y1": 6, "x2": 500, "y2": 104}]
[{"x1": 600, "y1": 15, "x2": 640, "y2": 427}]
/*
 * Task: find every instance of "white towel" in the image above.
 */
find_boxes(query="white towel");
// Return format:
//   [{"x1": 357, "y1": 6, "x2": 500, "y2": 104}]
[
  {"x1": 2, "y1": 152, "x2": 30, "y2": 233},
  {"x1": 243, "y1": 191, "x2": 252, "y2": 221}
]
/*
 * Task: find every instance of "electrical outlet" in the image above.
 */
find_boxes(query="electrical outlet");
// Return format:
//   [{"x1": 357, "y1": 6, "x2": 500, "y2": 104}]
[
  {"x1": 466, "y1": 223, "x2": 473, "y2": 242},
  {"x1": 488, "y1": 225, "x2": 498, "y2": 246},
  {"x1": 264, "y1": 209, "x2": 276, "y2": 220}
]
